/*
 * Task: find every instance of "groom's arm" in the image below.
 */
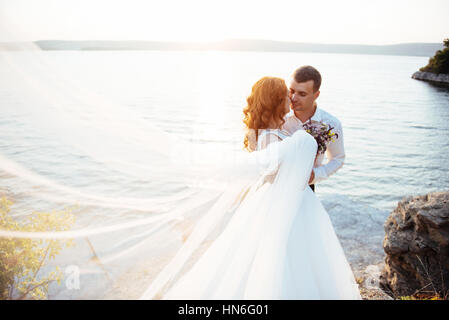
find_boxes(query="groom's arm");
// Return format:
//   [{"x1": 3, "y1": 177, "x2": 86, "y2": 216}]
[{"x1": 310, "y1": 120, "x2": 345, "y2": 184}]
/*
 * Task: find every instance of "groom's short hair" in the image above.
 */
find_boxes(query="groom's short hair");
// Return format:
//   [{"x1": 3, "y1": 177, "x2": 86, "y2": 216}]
[{"x1": 293, "y1": 66, "x2": 322, "y2": 92}]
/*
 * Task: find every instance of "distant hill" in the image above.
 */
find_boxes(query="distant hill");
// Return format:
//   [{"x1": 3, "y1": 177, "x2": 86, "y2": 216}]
[{"x1": 25, "y1": 39, "x2": 445, "y2": 57}]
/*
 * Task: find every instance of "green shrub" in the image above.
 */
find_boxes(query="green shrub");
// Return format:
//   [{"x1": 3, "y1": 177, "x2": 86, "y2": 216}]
[
  {"x1": 420, "y1": 38, "x2": 449, "y2": 74},
  {"x1": 0, "y1": 197, "x2": 75, "y2": 300}
]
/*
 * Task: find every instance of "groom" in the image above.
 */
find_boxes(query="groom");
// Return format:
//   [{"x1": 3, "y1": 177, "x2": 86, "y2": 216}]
[{"x1": 282, "y1": 66, "x2": 345, "y2": 192}]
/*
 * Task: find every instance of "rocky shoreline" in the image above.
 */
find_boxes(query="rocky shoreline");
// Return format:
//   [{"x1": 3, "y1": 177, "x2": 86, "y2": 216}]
[
  {"x1": 412, "y1": 71, "x2": 449, "y2": 85},
  {"x1": 380, "y1": 191, "x2": 449, "y2": 299},
  {"x1": 346, "y1": 191, "x2": 449, "y2": 300}
]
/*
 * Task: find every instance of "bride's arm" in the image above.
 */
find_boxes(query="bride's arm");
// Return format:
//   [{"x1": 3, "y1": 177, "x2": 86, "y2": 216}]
[
  {"x1": 256, "y1": 134, "x2": 282, "y2": 186},
  {"x1": 257, "y1": 130, "x2": 318, "y2": 190},
  {"x1": 259, "y1": 133, "x2": 281, "y2": 150}
]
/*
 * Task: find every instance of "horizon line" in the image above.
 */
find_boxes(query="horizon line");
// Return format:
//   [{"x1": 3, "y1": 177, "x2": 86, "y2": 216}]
[{"x1": 24, "y1": 38, "x2": 446, "y2": 47}]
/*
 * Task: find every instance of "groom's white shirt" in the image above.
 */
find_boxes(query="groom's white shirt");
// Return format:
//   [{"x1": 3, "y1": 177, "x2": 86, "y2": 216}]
[{"x1": 282, "y1": 107, "x2": 345, "y2": 184}]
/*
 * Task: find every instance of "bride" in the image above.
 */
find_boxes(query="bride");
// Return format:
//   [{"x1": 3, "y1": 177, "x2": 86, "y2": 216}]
[{"x1": 141, "y1": 77, "x2": 362, "y2": 300}]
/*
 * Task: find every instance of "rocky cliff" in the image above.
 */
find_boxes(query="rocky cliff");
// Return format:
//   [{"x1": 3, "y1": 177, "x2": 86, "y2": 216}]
[
  {"x1": 380, "y1": 191, "x2": 449, "y2": 298},
  {"x1": 412, "y1": 71, "x2": 449, "y2": 85}
]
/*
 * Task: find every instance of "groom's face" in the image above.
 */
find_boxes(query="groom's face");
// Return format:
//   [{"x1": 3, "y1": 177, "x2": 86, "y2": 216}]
[{"x1": 289, "y1": 80, "x2": 319, "y2": 113}]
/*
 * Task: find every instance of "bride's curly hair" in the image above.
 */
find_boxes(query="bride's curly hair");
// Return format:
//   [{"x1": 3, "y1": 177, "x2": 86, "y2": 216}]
[{"x1": 243, "y1": 77, "x2": 288, "y2": 151}]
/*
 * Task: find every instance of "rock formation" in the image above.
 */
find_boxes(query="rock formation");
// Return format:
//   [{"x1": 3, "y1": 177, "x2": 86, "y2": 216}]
[
  {"x1": 380, "y1": 191, "x2": 449, "y2": 298},
  {"x1": 412, "y1": 71, "x2": 449, "y2": 85}
]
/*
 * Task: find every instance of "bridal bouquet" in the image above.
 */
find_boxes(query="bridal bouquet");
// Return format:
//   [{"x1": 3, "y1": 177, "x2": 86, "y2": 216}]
[{"x1": 302, "y1": 120, "x2": 339, "y2": 155}]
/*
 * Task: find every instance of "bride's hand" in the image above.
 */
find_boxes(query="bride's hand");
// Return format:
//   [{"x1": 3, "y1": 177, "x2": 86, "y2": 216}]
[
  {"x1": 308, "y1": 153, "x2": 319, "y2": 184},
  {"x1": 308, "y1": 170, "x2": 315, "y2": 184}
]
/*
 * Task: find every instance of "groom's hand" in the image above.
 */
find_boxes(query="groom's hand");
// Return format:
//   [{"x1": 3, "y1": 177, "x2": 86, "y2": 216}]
[{"x1": 308, "y1": 170, "x2": 315, "y2": 184}]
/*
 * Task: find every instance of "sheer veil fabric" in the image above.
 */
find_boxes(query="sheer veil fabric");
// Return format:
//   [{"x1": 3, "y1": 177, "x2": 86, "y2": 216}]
[
  {"x1": 1, "y1": 16, "x2": 361, "y2": 299},
  {"x1": 0, "y1": 41, "x2": 262, "y2": 298}
]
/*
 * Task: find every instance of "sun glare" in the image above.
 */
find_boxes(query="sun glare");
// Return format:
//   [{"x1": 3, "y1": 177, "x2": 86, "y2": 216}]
[{"x1": 0, "y1": 0, "x2": 448, "y2": 44}]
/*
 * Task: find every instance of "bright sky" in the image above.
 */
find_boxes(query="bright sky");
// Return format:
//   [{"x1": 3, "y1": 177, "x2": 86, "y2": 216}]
[{"x1": 0, "y1": 0, "x2": 448, "y2": 44}]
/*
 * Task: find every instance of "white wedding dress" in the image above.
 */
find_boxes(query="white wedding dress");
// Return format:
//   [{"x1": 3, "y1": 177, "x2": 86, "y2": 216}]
[{"x1": 142, "y1": 129, "x2": 362, "y2": 300}]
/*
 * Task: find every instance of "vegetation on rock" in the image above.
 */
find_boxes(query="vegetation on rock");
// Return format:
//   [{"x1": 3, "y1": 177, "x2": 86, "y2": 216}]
[
  {"x1": 420, "y1": 39, "x2": 449, "y2": 74},
  {"x1": 0, "y1": 197, "x2": 75, "y2": 300}
]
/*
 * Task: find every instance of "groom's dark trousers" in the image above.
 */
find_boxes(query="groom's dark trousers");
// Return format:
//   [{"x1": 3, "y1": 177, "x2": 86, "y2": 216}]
[{"x1": 310, "y1": 184, "x2": 315, "y2": 192}]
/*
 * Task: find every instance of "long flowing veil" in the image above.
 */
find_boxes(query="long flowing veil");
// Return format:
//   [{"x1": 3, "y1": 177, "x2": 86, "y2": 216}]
[{"x1": 0, "y1": 14, "x2": 305, "y2": 299}]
